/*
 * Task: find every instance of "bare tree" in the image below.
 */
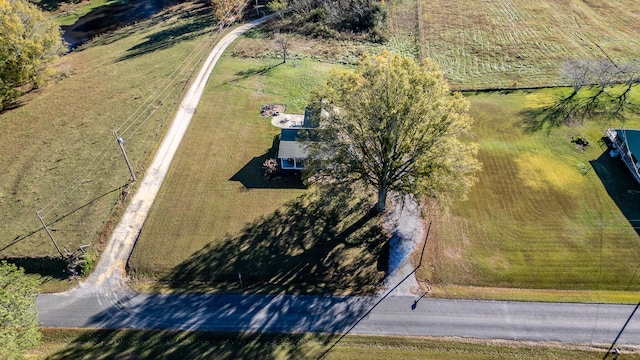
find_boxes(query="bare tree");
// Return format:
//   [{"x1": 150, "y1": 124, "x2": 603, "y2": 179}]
[
  {"x1": 522, "y1": 59, "x2": 640, "y2": 132},
  {"x1": 274, "y1": 31, "x2": 290, "y2": 63}
]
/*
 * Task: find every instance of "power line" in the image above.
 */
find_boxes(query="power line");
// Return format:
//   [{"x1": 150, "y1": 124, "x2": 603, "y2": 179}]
[{"x1": 38, "y1": 25, "x2": 222, "y2": 219}]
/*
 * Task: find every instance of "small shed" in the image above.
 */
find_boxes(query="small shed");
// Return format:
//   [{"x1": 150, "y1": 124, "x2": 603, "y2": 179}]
[{"x1": 606, "y1": 128, "x2": 640, "y2": 183}]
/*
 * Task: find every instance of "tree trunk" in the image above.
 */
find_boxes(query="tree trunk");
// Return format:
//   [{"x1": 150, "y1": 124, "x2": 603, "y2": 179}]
[{"x1": 376, "y1": 185, "x2": 387, "y2": 212}]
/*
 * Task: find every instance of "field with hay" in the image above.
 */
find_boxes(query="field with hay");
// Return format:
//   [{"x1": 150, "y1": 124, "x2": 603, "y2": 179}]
[{"x1": 414, "y1": 0, "x2": 640, "y2": 89}]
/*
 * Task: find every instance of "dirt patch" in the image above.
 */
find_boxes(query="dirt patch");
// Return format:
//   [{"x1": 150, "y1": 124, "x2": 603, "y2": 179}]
[{"x1": 260, "y1": 104, "x2": 285, "y2": 117}]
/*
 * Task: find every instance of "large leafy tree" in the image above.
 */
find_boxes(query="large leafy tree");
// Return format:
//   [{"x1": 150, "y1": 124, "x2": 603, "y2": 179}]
[
  {"x1": 0, "y1": 0, "x2": 66, "y2": 111},
  {"x1": 303, "y1": 51, "x2": 480, "y2": 212},
  {"x1": 0, "y1": 261, "x2": 41, "y2": 360}
]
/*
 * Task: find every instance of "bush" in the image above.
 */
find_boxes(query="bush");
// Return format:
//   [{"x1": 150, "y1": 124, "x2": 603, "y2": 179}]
[{"x1": 273, "y1": 0, "x2": 386, "y2": 40}]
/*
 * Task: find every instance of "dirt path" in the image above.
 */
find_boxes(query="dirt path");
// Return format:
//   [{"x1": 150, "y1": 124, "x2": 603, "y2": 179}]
[
  {"x1": 75, "y1": 15, "x2": 276, "y2": 295},
  {"x1": 381, "y1": 195, "x2": 424, "y2": 296}
]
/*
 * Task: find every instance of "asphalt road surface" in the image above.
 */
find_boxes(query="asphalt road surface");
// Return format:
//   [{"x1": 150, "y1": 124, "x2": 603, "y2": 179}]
[{"x1": 38, "y1": 291, "x2": 640, "y2": 347}]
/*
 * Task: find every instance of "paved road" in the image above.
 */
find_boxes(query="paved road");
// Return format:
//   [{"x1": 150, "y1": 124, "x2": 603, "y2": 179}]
[{"x1": 38, "y1": 291, "x2": 640, "y2": 346}]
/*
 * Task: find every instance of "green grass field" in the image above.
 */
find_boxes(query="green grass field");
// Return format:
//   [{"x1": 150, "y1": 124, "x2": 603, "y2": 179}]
[
  {"x1": 2, "y1": 0, "x2": 639, "y2": 301},
  {"x1": 420, "y1": 89, "x2": 640, "y2": 294},
  {"x1": 31, "y1": 329, "x2": 635, "y2": 359},
  {"x1": 0, "y1": 2, "x2": 218, "y2": 284},
  {"x1": 413, "y1": 0, "x2": 640, "y2": 89},
  {"x1": 127, "y1": 55, "x2": 390, "y2": 295},
  {"x1": 129, "y1": 53, "x2": 640, "y2": 298}
]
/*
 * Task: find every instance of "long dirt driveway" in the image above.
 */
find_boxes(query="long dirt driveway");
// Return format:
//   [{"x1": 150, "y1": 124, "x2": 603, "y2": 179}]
[{"x1": 75, "y1": 15, "x2": 275, "y2": 295}]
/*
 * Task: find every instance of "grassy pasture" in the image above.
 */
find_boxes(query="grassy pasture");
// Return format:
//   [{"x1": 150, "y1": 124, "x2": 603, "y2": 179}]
[
  {"x1": 31, "y1": 328, "x2": 632, "y2": 359},
  {"x1": 420, "y1": 89, "x2": 640, "y2": 294},
  {"x1": 0, "y1": 3, "x2": 217, "y2": 281},
  {"x1": 128, "y1": 55, "x2": 390, "y2": 295},
  {"x1": 413, "y1": 0, "x2": 640, "y2": 89}
]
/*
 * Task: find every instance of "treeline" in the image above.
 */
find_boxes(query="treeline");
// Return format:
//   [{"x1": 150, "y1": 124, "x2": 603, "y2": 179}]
[
  {"x1": 0, "y1": 0, "x2": 65, "y2": 111},
  {"x1": 269, "y1": 0, "x2": 386, "y2": 41}
]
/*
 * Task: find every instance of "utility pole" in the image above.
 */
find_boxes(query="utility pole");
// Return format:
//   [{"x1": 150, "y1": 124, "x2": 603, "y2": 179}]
[
  {"x1": 36, "y1": 210, "x2": 64, "y2": 258},
  {"x1": 114, "y1": 131, "x2": 136, "y2": 182}
]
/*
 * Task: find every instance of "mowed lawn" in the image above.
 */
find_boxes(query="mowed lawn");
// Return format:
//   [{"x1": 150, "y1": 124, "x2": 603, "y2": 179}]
[
  {"x1": 0, "y1": 2, "x2": 217, "y2": 264},
  {"x1": 129, "y1": 55, "x2": 389, "y2": 295},
  {"x1": 32, "y1": 329, "x2": 630, "y2": 360},
  {"x1": 130, "y1": 44, "x2": 640, "y2": 297},
  {"x1": 415, "y1": 0, "x2": 640, "y2": 89},
  {"x1": 421, "y1": 89, "x2": 640, "y2": 294}
]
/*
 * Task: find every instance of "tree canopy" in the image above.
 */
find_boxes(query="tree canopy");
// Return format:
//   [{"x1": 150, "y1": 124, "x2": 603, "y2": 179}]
[
  {"x1": 0, "y1": 0, "x2": 66, "y2": 111},
  {"x1": 0, "y1": 261, "x2": 41, "y2": 360},
  {"x1": 209, "y1": 0, "x2": 248, "y2": 28},
  {"x1": 303, "y1": 51, "x2": 480, "y2": 212}
]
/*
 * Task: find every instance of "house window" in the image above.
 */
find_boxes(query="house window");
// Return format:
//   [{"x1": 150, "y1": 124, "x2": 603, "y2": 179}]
[{"x1": 283, "y1": 158, "x2": 295, "y2": 168}]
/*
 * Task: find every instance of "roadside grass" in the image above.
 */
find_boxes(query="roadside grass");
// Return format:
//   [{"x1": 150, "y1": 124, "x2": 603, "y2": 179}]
[
  {"x1": 430, "y1": 285, "x2": 640, "y2": 304},
  {"x1": 128, "y1": 55, "x2": 389, "y2": 295},
  {"x1": 418, "y1": 89, "x2": 640, "y2": 297},
  {"x1": 409, "y1": 0, "x2": 640, "y2": 89},
  {"x1": 32, "y1": 328, "x2": 634, "y2": 359},
  {"x1": 0, "y1": 2, "x2": 217, "y2": 290}
]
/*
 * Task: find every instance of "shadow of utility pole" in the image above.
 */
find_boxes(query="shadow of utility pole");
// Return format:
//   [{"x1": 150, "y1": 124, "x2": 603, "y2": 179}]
[{"x1": 317, "y1": 222, "x2": 432, "y2": 360}]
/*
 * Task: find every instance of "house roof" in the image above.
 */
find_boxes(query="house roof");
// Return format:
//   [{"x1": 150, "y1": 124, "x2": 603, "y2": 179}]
[
  {"x1": 615, "y1": 129, "x2": 640, "y2": 158},
  {"x1": 277, "y1": 129, "x2": 308, "y2": 159}
]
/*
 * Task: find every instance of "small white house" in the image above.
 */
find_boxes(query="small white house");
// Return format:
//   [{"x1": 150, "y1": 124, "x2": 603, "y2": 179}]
[{"x1": 277, "y1": 128, "x2": 309, "y2": 170}]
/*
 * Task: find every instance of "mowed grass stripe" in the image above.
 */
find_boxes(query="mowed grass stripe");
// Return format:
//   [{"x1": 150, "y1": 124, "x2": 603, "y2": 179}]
[
  {"x1": 422, "y1": 90, "x2": 640, "y2": 293},
  {"x1": 416, "y1": 0, "x2": 640, "y2": 89}
]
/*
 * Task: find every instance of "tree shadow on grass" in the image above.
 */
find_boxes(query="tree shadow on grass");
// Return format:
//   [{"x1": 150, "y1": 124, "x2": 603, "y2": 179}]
[
  {"x1": 221, "y1": 62, "x2": 282, "y2": 86},
  {"x1": 590, "y1": 148, "x2": 640, "y2": 236},
  {"x1": 518, "y1": 94, "x2": 580, "y2": 134},
  {"x1": 3, "y1": 256, "x2": 68, "y2": 280},
  {"x1": 157, "y1": 188, "x2": 388, "y2": 295},
  {"x1": 117, "y1": 9, "x2": 214, "y2": 61},
  {"x1": 64, "y1": 0, "x2": 212, "y2": 50},
  {"x1": 229, "y1": 135, "x2": 306, "y2": 189},
  {"x1": 45, "y1": 329, "x2": 341, "y2": 359},
  {"x1": 29, "y1": 0, "x2": 79, "y2": 12}
]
